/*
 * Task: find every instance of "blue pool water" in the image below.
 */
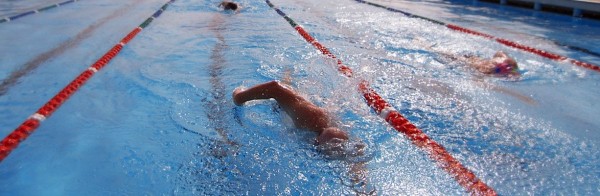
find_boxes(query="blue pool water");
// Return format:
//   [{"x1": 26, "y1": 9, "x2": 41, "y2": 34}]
[{"x1": 1, "y1": 0, "x2": 599, "y2": 195}]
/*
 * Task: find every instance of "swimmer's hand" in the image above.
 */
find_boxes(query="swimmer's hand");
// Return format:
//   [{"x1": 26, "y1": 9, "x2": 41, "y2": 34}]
[{"x1": 232, "y1": 87, "x2": 245, "y2": 106}]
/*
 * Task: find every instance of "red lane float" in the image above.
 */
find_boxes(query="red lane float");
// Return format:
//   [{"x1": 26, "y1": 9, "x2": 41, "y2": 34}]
[
  {"x1": 446, "y1": 24, "x2": 495, "y2": 39},
  {"x1": 0, "y1": 0, "x2": 176, "y2": 163},
  {"x1": 358, "y1": 81, "x2": 494, "y2": 195},
  {"x1": 265, "y1": 0, "x2": 496, "y2": 195},
  {"x1": 293, "y1": 26, "x2": 353, "y2": 77}
]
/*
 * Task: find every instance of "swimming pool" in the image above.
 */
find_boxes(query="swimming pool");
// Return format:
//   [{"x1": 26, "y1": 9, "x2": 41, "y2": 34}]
[{"x1": 1, "y1": 0, "x2": 599, "y2": 194}]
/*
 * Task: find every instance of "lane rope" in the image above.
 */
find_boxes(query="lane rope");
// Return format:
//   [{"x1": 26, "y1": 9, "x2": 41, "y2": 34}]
[
  {"x1": 0, "y1": 0, "x2": 176, "y2": 163},
  {"x1": 0, "y1": 0, "x2": 79, "y2": 24},
  {"x1": 354, "y1": 0, "x2": 600, "y2": 73},
  {"x1": 265, "y1": 0, "x2": 496, "y2": 195}
]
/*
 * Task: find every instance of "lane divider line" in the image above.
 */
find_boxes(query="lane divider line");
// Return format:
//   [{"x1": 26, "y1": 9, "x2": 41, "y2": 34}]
[
  {"x1": 265, "y1": 1, "x2": 496, "y2": 195},
  {"x1": 0, "y1": 0, "x2": 79, "y2": 24},
  {"x1": 354, "y1": 0, "x2": 600, "y2": 73},
  {"x1": 0, "y1": 0, "x2": 176, "y2": 163}
]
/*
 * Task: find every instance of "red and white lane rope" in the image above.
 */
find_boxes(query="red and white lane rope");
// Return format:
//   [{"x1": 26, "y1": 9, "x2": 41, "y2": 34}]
[
  {"x1": 0, "y1": 0, "x2": 176, "y2": 163},
  {"x1": 265, "y1": 0, "x2": 496, "y2": 195}
]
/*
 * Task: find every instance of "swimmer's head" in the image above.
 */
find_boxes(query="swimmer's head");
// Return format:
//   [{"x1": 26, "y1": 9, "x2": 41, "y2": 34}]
[
  {"x1": 493, "y1": 51, "x2": 509, "y2": 58},
  {"x1": 492, "y1": 51, "x2": 519, "y2": 75},
  {"x1": 220, "y1": 1, "x2": 238, "y2": 11}
]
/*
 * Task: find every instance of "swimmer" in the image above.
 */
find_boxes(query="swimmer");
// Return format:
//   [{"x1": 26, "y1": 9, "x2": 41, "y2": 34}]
[
  {"x1": 460, "y1": 51, "x2": 520, "y2": 76},
  {"x1": 432, "y1": 49, "x2": 537, "y2": 103},
  {"x1": 410, "y1": 39, "x2": 537, "y2": 105},
  {"x1": 219, "y1": 1, "x2": 239, "y2": 11},
  {"x1": 233, "y1": 80, "x2": 374, "y2": 194},
  {"x1": 414, "y1": 39, "x2": 520, "y2": 77},
  {"x1": 233, "y1": 81, "x2": 349, "y2": 148}
]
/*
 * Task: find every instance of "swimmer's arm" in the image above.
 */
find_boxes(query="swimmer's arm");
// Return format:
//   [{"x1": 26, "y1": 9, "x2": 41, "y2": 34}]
[
  {"x1": 473, "y1": 65, "x2": 494, "y2": 74},
  {"x1": 492, "y1": 85, "x2": 537, "y2": 105},
  {"x1": 412, "y1": 38, "x2": 462, "y2": 62},
  {"x1": 467, "y1": 58, "x2": 496, "y2": 74},
  {"x1": 474, "y1": 80, "x2": 537, "y2": 105}
]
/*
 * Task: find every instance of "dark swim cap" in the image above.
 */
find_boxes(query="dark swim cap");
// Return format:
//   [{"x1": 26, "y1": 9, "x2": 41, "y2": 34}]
[{"x1": 223, "y1": 2, "x2": 238, "y2": 10}]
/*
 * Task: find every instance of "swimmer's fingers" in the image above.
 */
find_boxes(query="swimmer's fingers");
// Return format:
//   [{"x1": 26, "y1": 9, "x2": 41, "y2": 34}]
[
  {"x1": 232, "y1": 86, "x2": 246, "y2": 106},
  {"x1": 233, "y1": 86, "x2": 246, "y2": 93},
  {"x1": 282, "y1": 68, "x2": 293, "y2": 86}
]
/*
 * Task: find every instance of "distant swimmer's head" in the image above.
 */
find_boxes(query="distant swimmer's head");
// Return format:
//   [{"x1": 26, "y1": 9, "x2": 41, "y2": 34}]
[
  {"x1": 219, "y1": 1, "x2": 239, "y2": 11},
  {"x1": 492, "y1": 51, "x2": 519, "y2": 76}
]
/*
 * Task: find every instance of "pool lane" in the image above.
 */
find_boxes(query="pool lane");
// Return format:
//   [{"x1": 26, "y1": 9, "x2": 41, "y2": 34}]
[
  {"x1": 0, "y1": 0, "x2": 176, "y2": 163},
  {"x1": 264, "y1": 0, "x2": 600, "y2": 194},
  {"x1": 265, "y1": 0, "x2": 496, "y2": 195},
  {"x1": 355, "y1": 0, "x2": 600, "y2": 74},
  {"x1": 0, "y1": 0, "x2": 143, "y2": 96}
]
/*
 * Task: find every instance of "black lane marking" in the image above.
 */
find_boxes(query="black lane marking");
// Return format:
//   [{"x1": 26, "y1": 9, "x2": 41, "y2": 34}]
[{"x1": 205, "y1": 14, "x2": 237, "y2": 147}]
